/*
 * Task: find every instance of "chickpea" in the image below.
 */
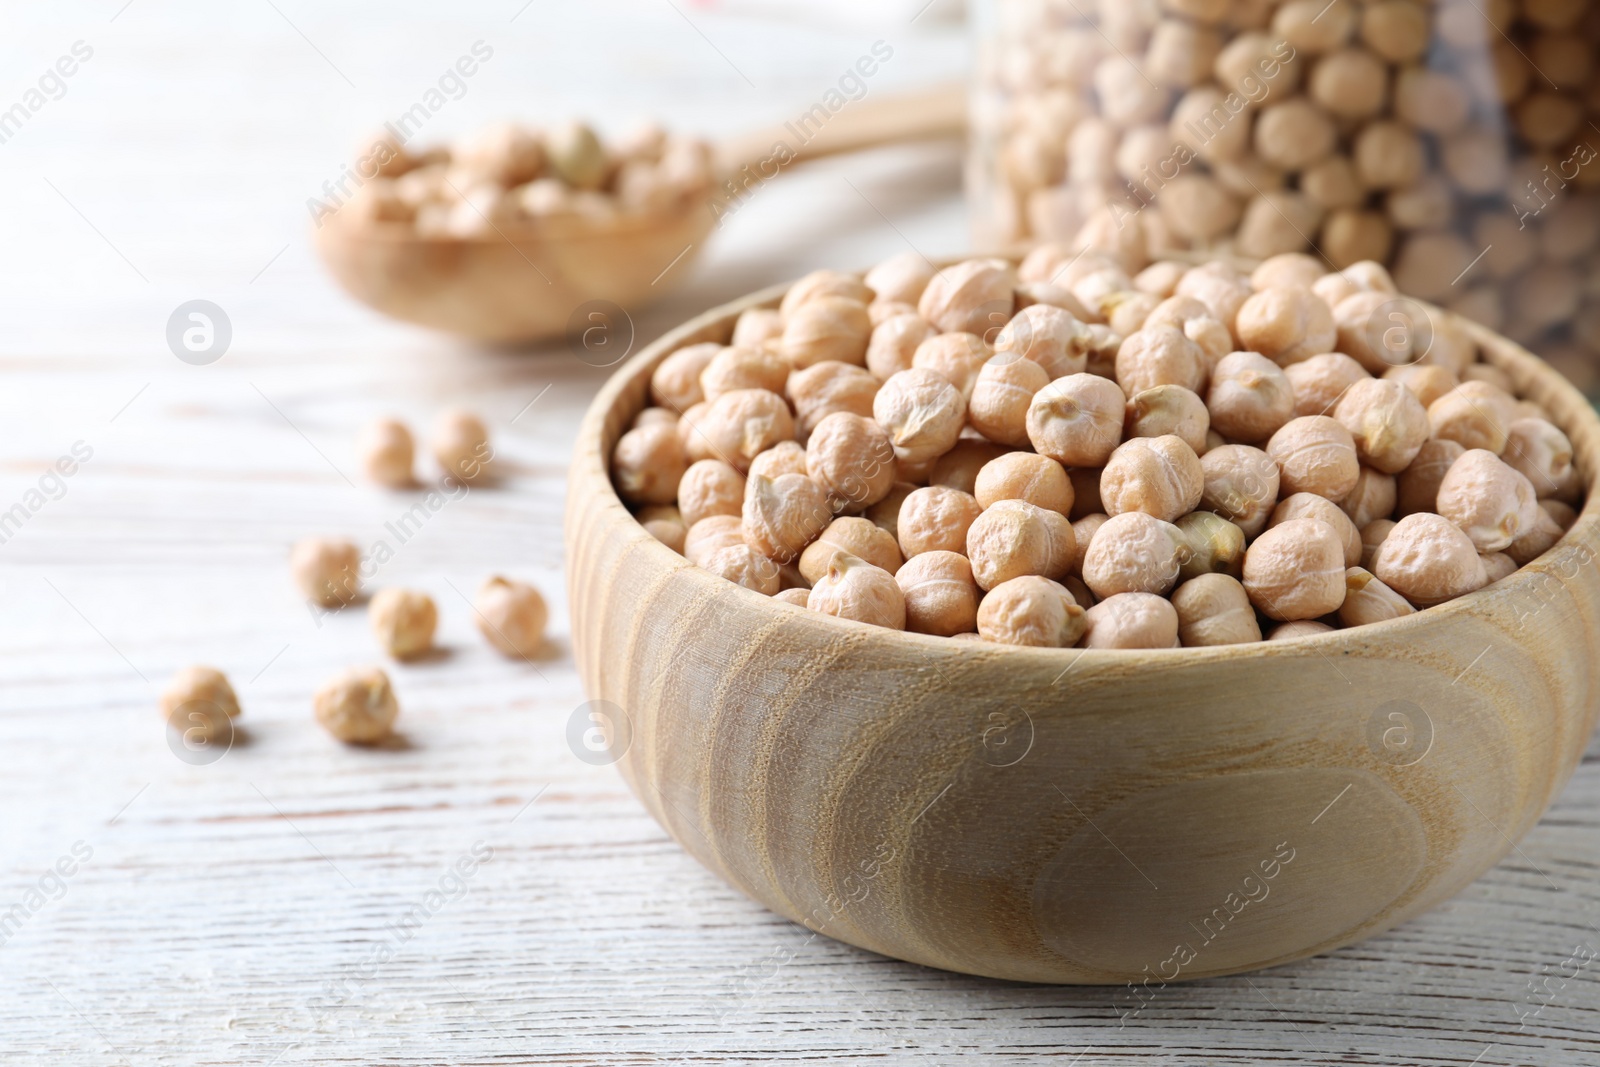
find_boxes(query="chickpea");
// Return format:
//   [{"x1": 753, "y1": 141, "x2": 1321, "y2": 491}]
[
  {"x1": 780, "y1": 296, "x2": 871, "y2": 369},
  {"x1": 1360, "y1": 1, "x2": 1430, "y2": 63},
  {"x1": 1309, "y1": 49, "x2": 1388, "y2": 120},
  {"x1": 1251, "y1": 253, "x2": 1326, "y2": 293},
  {"x1": 867, "y1": 313, "x2": 938, "y2": 382},
  {"x1": 651, "y1": 342, "x2": 722, "y2": 411},
  {"x1": 773, "y1": 587, "x2": 811, "y2": 607},
  {"x1": 1267, "y1": 416, "x2": 1361, "y2": 502},
  {"x1": 160, "y1": 666, "x2": 241, "y2": 742},
  {"x1": 1106, "y1": 291, "x2": 1163, "y2": 338},
  {"x1": 918, "y1": 258, "x2": 1018, "y2": 337},
  {"x1": 1384, "y1": 364, "x2": 1459, "y2": 409},
  {"x1": 1254, "y1": 99, "x2": 1336, "y2": 172},
  {"x1": 642, "y1": 515, "x2": 686, "y2": 553},
  {"x1": 472, "y1": 575, "x2": 549, "y2": 658},
  {"x1": 1216, "y1": 33, "x2": 1305, "y2": 97},
  {"x1": 1016, "y1": 281, "x2": 1094, "y2": 321},
  {"x1": 994, "y1": 304, "x2": 1094, "y2": 379},
  {"x1": 913, "y1": 332, "x2": 992, "y2": 402},
  {"x1": 693, "y1": 389, "x2": 795, "y2": 471},
  {"x1": 1173, "y1": 573, "x2": 1262, "y2": 645},
  {"x1": 1336, "y1": 566, "x2": 1415, "y2": 627},
  {"x1": 798, "y1": 517, "x2": 902, "y2": 585},
  {"x1": 684, "y1": 515, "x2": 743, "y2": 567},
  {"x1": 1171, "y1": 88, "x2": 1252, "y2": 163},
  {"x1": 1395, "y1": 68, "x2": 1471, "y2": 134},
  {"x1": 864, "y1": 252, "x2": 936, "y2": 307},
  {"x1": 1542, "y1": 498, "x2": 1579, "y2": 530},
  {"x1": 1071, "y1": 513, "x2": 1111, "y2": 576},
  {"x1": 929, "y1": 439, "x2": 1006, "y2": 495},
  {"x1": 1269, "y1": 620, "x2": 1335, "y2": 640},
  {"x1": 1083, "y1": 592, "x2": 1180, "y2": 650},
  {"x1": 313, "y1": 666, "x2": 399, "y2": 744},
  {"x1": 788, "y1": 362, "x2": 879, "y2": 441},
  {"x1": 1146, "y1": 18, "x2": 1221, "y2": 87},
  {"x1": 1100, "y1": 435, "x2": 1204, "y2": 522},
  {"x1": 1243, "y1": 518, "x2": 1347, "y2": 620},
  {"x1": 1125, "y1": 385, "x2": 1210, "y2": 455},
  {"x1": 612, "y1": 422, "x2": 689, "y2": 505},
  {"x1": 1463, "y1": 363, "x2": 1517, "y2": 395},
  {"x1": 1481, "y1": 551, "x2": 1519, "y2": 583},
  {"x1": 865, "y1": 481, "x2": 916, "y2": 541},
  {"x1": 1441, "y1": 128, "x2": 1510, "y2": 197},
  {"x1": 1393, "y1": 232, "x2": 1476, "y2": 303},
  {"x1": 1333, "y1": 378, "x2": 1430, "y2": 474},
  {"x1": 873, "y1": 369, "x2": 966, "y2": 464},
  {"x1": 977, "y1": 575, "x2": 1087, "y2": 647},
  {"x1": 1200, "y1": 444, "x2": 1280, "y2": 536},
  {"x1": 1070, "y1": 467, "x2": 1106, "y2": 519},
  {"x1": 1340, "y1": 466, "x2": 1398, "y2": 530},
  {"x1": 1324, "y1": 210, "x2": 1395, "y2": 269},
  {"x1": 974, "y1": 452, "x2": 1074, "y2": 516},
  {"x1": 1236, "y1": 191, "x2": 1325, "y2": 261},
  {"x1": 1435, "y1": 448, "x2": 1540, "y2": 552},
  {"x1": 898, "y1": 486, "x2": 984, "y2": 557},
  {"x1": 969, "y1": 353, "x2": 1049, "y2": 447},
  {"x1": 1158, "y1": 175, "x2": 1245, "y2": 244},
  {"x1": 634, "y1": 408, "x2": 679, "y2": 432},
  {"x1": 1115, "y1": 326, "x2": 1205, "y2": 396},
  {"x1": 1373, "y1": 512, "x2": 1488, "y2": 606},
  {"x1": 358, "y1": 417, "x2": 416, "y2": 487},
  {"x1": 1396, "y1": 438, "x2": 1467, "y2": 518},
  {"x1": 1386, "y1": 175, "x2": 1455, "y2": 231},
  {"x1": 1028, "y1": 373, "x2": 1128, "y2": 467},
  {"x1": 967, "y1": 499, "x2": 1076, "y2": 590},
  {"x1": 1507, "y1": 506, "x2": 1566, "y2": 565},
  {"x1": 743, "y1": 473, "x2": 832, "y2": 563},
  {"x1": 677, "y1": 460, "x2": 745, "y2": 528},
  {"x1": 367, "y1": 588, "x2": 438, "y2": 660},
  {"x1": 1501, "y1": 417, "x2": 1574, "y2": 496},
  {"x1": 1285, "y1": 353, "x2": 1370, "y2": 418},
  {"x1": 732, "y1": 308, "x2": 784, "y2": 349},
  {"x1": 1235, "y1": 288, "x2": 1335, "y2": 367},
  {"x1": 701, "y1": 345, "x2": 790, "y2": 401},
  {"x1": 779, "y1": 269, "x2": 873, "y2": 317},
  {"x1": 1361, "y1": 518, "x2": 1396, "y2": 570},
  {"x1": 1093, "y1": 58, "x2": 1173, "y2": 128},
  {"x1": 896, "y1": 550, "x2": 981, "y2": 636},
  {"x1": 1175, "y1": 511, "x2": 1248, "y2": 581},
  {"x1": 431, "y1": 408, "x2": 494, "y2": 484},
  {"x1": 1086, "y1": 324, "x2": 1124, "y2": 379},
  {"x1": 1273, "y1": 0, "x2": 1354, "y2": 52},
  {"x1": 291, "y1": 537, "x2": 362, "y2": 607},
  {"x1": 1428, "y1": 381, "x2": 1518, "y2": 454},
  {"x1": 1353, "y1": 121, "x2": 1424, "y2": 191},
  {"x1": 702, "y1": 543, "x2": 781, "y2": 595},
  {"x1": 807, "y1": 554, "x2": 905, "y2": 630},
  {"x1": 1206, "y1": 352, "x2": 1295, "y2": 444},
  {"x1": 1270, "y1": 492, "x2": 1363, "y2": 567},
  {"x1": 1081, "y1": 511, "x2": 1186, "y2": 598}
]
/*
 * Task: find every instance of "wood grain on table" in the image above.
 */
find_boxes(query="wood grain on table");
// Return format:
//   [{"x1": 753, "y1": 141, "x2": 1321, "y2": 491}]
[{"x1": 0, "y1": 3, "x2": 1595, "y2": 1065}]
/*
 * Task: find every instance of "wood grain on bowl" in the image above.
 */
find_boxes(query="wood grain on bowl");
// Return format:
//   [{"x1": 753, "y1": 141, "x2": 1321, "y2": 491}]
[{"x1": 565, "y1": 277, "x2": 1600, "y2": 984}]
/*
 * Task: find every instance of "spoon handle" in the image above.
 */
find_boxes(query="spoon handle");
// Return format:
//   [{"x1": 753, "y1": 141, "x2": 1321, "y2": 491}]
[{"x1": 714, "y1": 82, "x2": 966, "y2": 180}]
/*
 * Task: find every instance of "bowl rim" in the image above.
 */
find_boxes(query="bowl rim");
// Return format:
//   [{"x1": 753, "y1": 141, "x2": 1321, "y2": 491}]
[{"x1": 573, "y1": 261, "x2": 1600, "y2": 664}]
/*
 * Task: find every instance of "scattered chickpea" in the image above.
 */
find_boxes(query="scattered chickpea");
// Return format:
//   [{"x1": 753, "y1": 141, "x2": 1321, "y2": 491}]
[
  {"x1": 1243, "y1": 518, "x2": 1348, "y2": 620},
  {"x1": 1207, "y1": 352, "x2": 1296, "y2": 443},
  {"x1": 701, "y1": 345, "x2": 790, "y2": 401},
  {"x1": 1115, "y1": 326, "x2": 1205, "y2": 396},
  {"x1": 612, "y1": 422, "x2": 688, "y2": 505},
  {"x1": 867, "y1": 313, "x2": 938, "y2": 382},
  {"x1": 799, "y1": 517, "x2": 903, "y2": 585},
  {"x1": 1083, "y1": 592, "x2": 1180, "y2": 649},
  {"x1": 1435, "y1": 448, "x2": 1540, "y2": 551},
  {"x1": 967, "y1": 499, "x2": 1076, "y2": 591},
  {"x1": 742, "y1": 473, "x2": 832, "y2": 563},
  {"x1": 1428, "y1": 381, "x2": 1518, "y2": 454},
  {"x1": 898, "y1": 486, "x2": 984, "y2": 557},
  {"x1": 1267, "y1": 416, "x2": 1361, "y2": 502},
  {"x1": 1333, "y1": 377, "x2": 1430, "y2": 474},
  {"x1": 780, "y1": 297, "x2": 871, "y2": 369},
  {"x1": 702, "y1": 544, "x2": 781, "y2": 595},
  {"x1": 807, "y1": 554, "x2": 906, "y2": 630},
  {"x1": 693, "y1": 389, "x2": 795, "y2": 471},
  {"x1": 974, "y1": 452, "x2": 1075, "y2": 515},
  {"x1": 1175, "y1": 510, "x2": 1248, "y2": 581},
  {"x1": 431, "y1": 408, "x2": 494, "y2": 484},
  {"x1": 804, "y1": 412, "x2": 897, "y2": 508},
  {"x1": 1172, "y1": 573, "x2": 1262, "y2": 645},
  {"x1": 474, "y1": 576, "x2": 549, "y2": 659},
  {"x1": 369, "y1": 588, "x2": 438, "y2": 660},
  {"x1": 897, "y1": 550, "x2": 982, "y2": 636},
  {"x1": 1125, "y1": 385, "x2": 1211, "y2": 454},
  {"x1": 1081, "y1": 511, "x2": 1186, "y2": 598},
  {"x1": 1270, "y1": 492, "x2": 1363, "y2": 567},
  {"x1": 1373, "y1": 511, "x2": 1489, "y2": 606},
  {"x1": 1028, "y1": 373, "x2": 1129, "y2": 467},
  {"x1": 993, "y1": 304, "x2": 1094, "y2": 379},
  {"x1": 919, "y1": 259, "x2": 1017, "y2": 337},
  {"x1": 1340, "y1": 466, "x2": 1399, "y2": 530},
  {"x1": 970, "y1": 353, "x2": 1050, "y2": 447},
  {"x1": 358, "y1": 418, "x2": 416, "y2": 487},
  {"x1": 873, "y1": 369, "x2": 966, "y2": 464},
  {"x1": 1100, "y1": 435, "x2": 1205, "y2": 522},
  {"x1": 160, "y1": 666, "x2": 241, "y2": 742},
  {"x1": 291, "y1": 537, "x2": 362, "y2": 607},
  {"x1": 313, "y1": 666, "x2": 399, "y2": 744}
]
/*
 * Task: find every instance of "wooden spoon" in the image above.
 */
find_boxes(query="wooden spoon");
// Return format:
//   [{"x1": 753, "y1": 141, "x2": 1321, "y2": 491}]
[{"x1": 313, "y1": 84, "x2": 966, "y2": 344}]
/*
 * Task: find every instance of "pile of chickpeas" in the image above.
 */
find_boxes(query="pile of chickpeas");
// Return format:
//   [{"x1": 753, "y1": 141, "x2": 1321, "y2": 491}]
[
  {"x1": 610, "y1": 250, "x2": 1584, "y2": 649},
  {"x1": 339, "y1": 120, "x2": 715, "y2": 238},
  {"x1": 972, "y1": 0, "x2": 1600, "y2": 390}
]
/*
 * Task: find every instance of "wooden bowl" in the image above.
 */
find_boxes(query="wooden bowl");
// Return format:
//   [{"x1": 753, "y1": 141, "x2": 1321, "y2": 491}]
[{"x1": 565, "y1": 277, "x2": 1600, "y2": 984}]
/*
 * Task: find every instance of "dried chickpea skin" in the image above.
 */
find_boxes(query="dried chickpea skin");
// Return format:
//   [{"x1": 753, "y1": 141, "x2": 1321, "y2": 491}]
[{"x1": 977, "y1": 576, "x2": 1087, "y2": 647}]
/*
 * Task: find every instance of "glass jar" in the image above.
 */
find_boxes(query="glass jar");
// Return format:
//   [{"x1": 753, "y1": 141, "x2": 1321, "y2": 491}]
[{"x1": 969, "y1": 0, "x2": 1600, "y2": 391}]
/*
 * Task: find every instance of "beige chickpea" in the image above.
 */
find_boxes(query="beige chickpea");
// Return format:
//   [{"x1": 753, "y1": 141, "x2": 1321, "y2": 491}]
[
  {"x1": 1436, "y1": 448, "x2": 1540, "y2": 552},
  {"x1": 1268, "y1": 620, "x2": 1336, "y2": 640},
  {"x1": 788, "y1": 361, "x2": 878, "y2": 441},
  {"x1": 806, "y1": 554, "x2": 905, "y2": 630},
  {"x1": 913, "y1": 333, "x2": 992, "y2": 402},
  {"x1": 368, "y1": 588, "x2": 438, "y2": 660},
  {"x1": 291, "y1": 537, "x2": 361, "y2": 607},
  {"x1": 1027, "y1": 374, "x2": 1128, "y2": 467},
  {"x1": 1506, "y1": 504, "x2": 1564, "y2": 565},
  {"x1": 1340, "y1": 466, "x2": 1398, "y2": 530},
  {"x1": 896, "y1": 550, "x2": 981, "y2": 636},
  {"x1": 1173, "y1": 573, "x2": 1262, "y2": 645},
  {"x1": 1516, "y1": 92, "x2": 1584, "y2": 149},
  {"x1": 1081, "y1": 511, "x2": 1186, "y2": 598},
  {"x1": 1093, "y1": 58, "x2": 1173, "y2": 128},
  {"x1": 1086, "y1": 325, "x2": 1124, "y2": 380},
  {"x1": 1254, "y1": 99, "x2": 1336, "y2": 172},
  {"x1": 872, "y1": 369, "x2": 966, "y2": 465},
  {"x1": 869, "y1": 299, "x2": 918, "y2": 329},
  {"x1": 684, "y1": 515, "x2": 743, "y2": 567},
  {"x1": 969, "y1": 353, "x2": 1049, "y2": 447},
  {"x1": 702, "y1": 544, "x2": 781, "y2": 595},
  {"x1": 1422, "y1": 314, "x2": 1477, "y2": 378},
  {"x1": 1115, "y1": 326, "x2": 1204, "y2": 396},
  {"x1": 1207, "y1": 352, "x2": 1297, "y2": 444},
  {"x1": 1242, "y1": 518, "x2": 1347, "y2": 620},
  {"x1": 918, "y1": 259, "x2": 1017, "y2": 338},
  {"x1": 1309, "y1": 49, "x2": 1388, "y2": 120},
  {"x1": 651, "y1": 342, "x2": 722, "y2": 411},
  {"x1": 1270, "y1": 492, "x2": 1363, "y2": 567},
  {"x1": 1501, "y1": 417, "x2": 1574, "y2": 496},
  {"x1": 1236, "y1": 288, "x2": 1337, "y2": 366},
  {"x1": 1236, "y1": 191, "x2": 1326, "y2": 260},
  {"x1": 804, "y1": 412, "x2": 897, "y2": 509},
  {"x1": 1386, "y1": 175, "x2": 1455, "y2": 231},
  {"x1": 1071, "y1": 513, "x2": 1111, "y2": 576},
  {"x1": 358, "y1": 417, "x2": 416, "y2": 488},
  {"x1": 313, "y1": 666, "x2": 399, "y2": 744},
  {"x1": 1015, "y1": 280, "x2": 1094, "y2": 321},
  {"x1": 1272, "y1": 0, "x2": 1354, "y2": 52},
  {"x1": 994, "y1": 304, "x2": 1094, "y2": 379},
  {"x1": 1200, "y1": 444, "x2": 1279, "y2": 536},
  {"x1": 865, "y1": 252, "x2": 936, "y2": 307},
  {"x1": 1383, "y1": 364, "x2": 1459, "y2": 409},
  {"x1": 1396, "y1": 439, "x2": 1467, "y2": 518},
  {"x1": 1361, "y1": 518, "x2": 1397, "y2": 570},
  {"x1": 634, "y1": 407, "x2": 679, "y2": 431},
  {"x1": 1251, "y1": 253, "x2": 1326, "y2": 293},
  {"x1": 1215, "y1": 32, "x2": 1304, "y2": 96},
  {"x1": 1266, "y1": 416, "x2": 1361, "y2": 501},
  {"x1": 701, "y1": 345, "x2": 790, "y2": 401},
  {"x1": 1462, "y1": 362, "x2": 1518, "y2": 394},
  {"x1": 747, "y1": 441, "x2": 806, "y2": 484},
  {"x1": 798, "y1": 517, "x2": 903, "y2": 585},
  {"x1": 1100, "y1": 435, "x2": 1204, "y2": 522},
  {"x1": 1441, "y1": 128, "x2": 1510, "y2": 197},
  {"x1": 1125, "y1": 385, "x2": 1210, "y2": 454},
  {"x1": 973, "y1": 452, "x2": 1074, "y2": 516},
  {"x1": 1106, "y1": 291, "x2": 1162, "y2": 338},
  {"x1": 431, "y1": 408, "x2": 494, "y2": 484},
  {"x1": 1333, "y1": 378, "x2": 1430, "y2": 474},
  {"x1": 1285, "y1": 353, "x2": 1370, "y2": 418},
  {"x1": 1542, "y1": 498, "x2": 1579, "y2": 531},
  {"x1": 1332, "y1": 291, "x2": 1412, "y2": 373},
  {"x1": 898, "y1": 486, "x2": 984, "y2": 557},
  {"x1": 977, "y1": 575, "x2": 1086, "y2": 647},
  {"x1": 866, "y1": 313, "x2": 938, "y2": 382},
  {"x1": 780, "y1": 296, "x2": 871, "y2": 369},
  {"x1": 1481, "y1": 551, "x2": 1519, "y2": 583},
  {"x1": 1393, "y1": 232, "x2": 1476, "y2": 303},
  {"x1": 732, "y1": 308, "x2": 784, "y2": 349},
  {"x1": 773, "y1": 587, "x2": 811, "y2": 607},
  {"x1": 1324, "y1": 210, "x2": 1395, "y2": 270},
  {"x1": 865, "y1": 481, "x2": 916, "y2": 541},
  {"x1": 779, "y1": 269, "x2": 873, "y2": 317},
  {"x1": 1338, "y1": 566, "x2": 1416, "y2": 627},
  {"x1": 1360, "y1": 1, "x2": 1430, "y2": 63},
  {"x1": 1353, "y1": 122, "x2": 1424, "y2": 190},
  {"x1": 1373, "y1": 512, "x2": 1489, "y2": 605},
  {"x1": 1303, "y1": 155, "x2": 1365, "y2": 215},
  {"x1": 1146, "y1": 18, "x2": 1221, "y2": 87},
  {"x1": 612, "y1": 422, "x2": 688, "y2": 505},
  {"x1": 1069, "y1": 468, "x2": 1106, "y2": 520},
  {"x1": 160, "y1": 666, "x2": 241, "y2": 743},
  {"x1": 676, "y1": 401, "x2": 711, "y2": 455},
  {"x1": 694, "y1": 389, "x2": 795, "y2": 471},
  {"x1": 743, "y1": 473, "x2": 832, "y2": 563},
  {"x1": 1175, "y1": 511, "x2": 1248, "y2": 581},
  {"x1": 1158, "y1": 175, "x2": 1245, "y2": 244},
  {"x1": 678, "y1": 459, "x2": 745, "y2": 528},
  {"x1": 1395, "y1": 68, "x2": 1471, "y2": 134},
  {"x1": 967, "y1": 500, "x2": 1076, "y2": 591},
  {"x1": 474, "y1": 576, "x2": 549, "y2": 659},
  {"x1": 642, "y1": 515, "x2": 687, "y2": 554},
  {"x1": 930, "y1": 439, "x2": 1008, "y2": 495},
  {"x1": 1083, "y1": 593, "x2": 1180, "y2": 650},
  {"x1": 1428, "y1": 381, "x2": 1517, "y2": 454},
  {"x1": 1171, "y1": 88, "x2": 1251, "y2": 162}
]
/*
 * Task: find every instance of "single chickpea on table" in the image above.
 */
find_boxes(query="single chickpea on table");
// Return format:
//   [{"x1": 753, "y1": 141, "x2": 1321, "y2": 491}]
[{"x1": 611, "y1": 254, "x2": 1586, "y2": 647}]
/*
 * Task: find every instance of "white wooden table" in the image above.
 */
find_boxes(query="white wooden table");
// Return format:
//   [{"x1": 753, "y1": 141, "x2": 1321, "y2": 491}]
[{"x1": 0, "y1": 3, "x2": 1596, "y2": 1064}]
